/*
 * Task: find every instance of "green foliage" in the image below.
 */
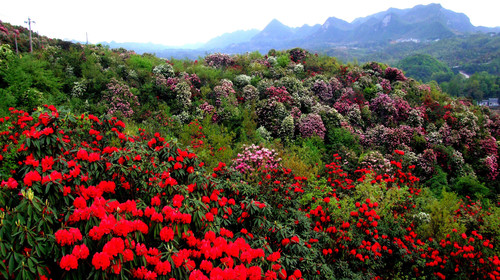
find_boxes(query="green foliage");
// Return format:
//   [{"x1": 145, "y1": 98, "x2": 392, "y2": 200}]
[
  {"x1": 452, "y1": 175, "x2": 490, "y2": 199},
  {"x1": 0, "y1": 53, "x2": 61, "y2": 111},
  {"x1": 426, "y1": 167, "x2": 448, "y2": 196},
  {"x1": 397, "y1": 53, "x2": 452, "y2": 83},
  {"x1": 126, "y1": 53, "x2": 158, "y2": 72},
  {"x1": 417, "y1": 190, "x2": 466, "y2": 241},
  {"x1": 276, "y1": 55, "x2": 290, "y2": 68},
  {"x1": 325, "y1": 127, "x2": 362, "y2": 156}
]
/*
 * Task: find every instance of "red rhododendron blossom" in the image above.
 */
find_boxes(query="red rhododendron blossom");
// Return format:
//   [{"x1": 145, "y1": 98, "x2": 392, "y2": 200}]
[
  {"x1": 267, "y1": 251, "x2": 281, "y2": 262},
  {"x1": 92, "y1": 252, "x2": 111, "y2": 270},
  {"x1": 155, "y1": 260, "x2": 172, "y2": 275},
  {"x1": 41, "y1": 156, "x2": 54, "y2": 172},
  {"x1": 55, "y1": 228, "x2": 82, "y2": 246},
  {"x1": 151, "y1": 195, "x2": 160, "y2": 206},
  {"x1": 23, "y1": 170, "x2": 41, "y2": 186},
  {"x1": 160, "y1": 226, "x2": 174, "y2": 242},
  {"x1": 190, "y1": 270, "x2": 209, "y2": 280},
  {"x1": 72, "y1": 244, "x2": 90, "y2": 259},
  {"x1": 205, "y1": 212, "x2": 214, "y2": 222},
  {"x1": 111, "y1": 262, "x2": 122, "y2": 274},
  {"x1": 76, "y1": 149, "x2": 89, "y2": 160},
  {"x1": 98, "y1": 181, "x2": 116, "y2": 193},
  {"x1": 73, "y1": 196, "x2": 87, "y2": 209},
  {"x1": 265, "y1": 270, "x2": 277, "y2": 280},
  {"x1": 60, "y1": 254, "x2": 78, "y2": 271},
  {"x1": 103, "y1": 237, "x2": 125, "y2": 257},
  {"x1": 1, "y1": 178, "x2": 18, "y2": 189},
  {"x1": 123, "y1": 249, "x2": 134, "y2": 262},
  {"x1": 200, "y1": 260, "x2": 213, "y2": 273},
  {"x1": 172, "y1": 194, "x2": 184, "y2": 208},
  {"x1": 248, "y1": 266, "x2": 262, "y2": 280}
]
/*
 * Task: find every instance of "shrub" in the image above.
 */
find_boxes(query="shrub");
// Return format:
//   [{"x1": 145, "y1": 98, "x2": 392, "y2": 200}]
[
  {"x1": 205, "y1": 53, "x2": 234, "y2": 68},
  {"x1": 152, "y1": 63, "x2": 175, "y2": 78},
  {"x1": 298, "y1": 113, "x2": 326, "y2": 139},
  {"x1": 103, "y1": 78, "x2": 140, "y2": 118}
]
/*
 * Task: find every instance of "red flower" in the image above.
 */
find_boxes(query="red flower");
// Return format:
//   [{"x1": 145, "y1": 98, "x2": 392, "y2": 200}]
[
  {"x1": 265, "y1": 270, "x2": 277, "y2": 280},
  {"x1": 1, "y1": 178, "x2": 18, "y2": 189},
  {"x1": 111, "y1": 261, "x2": 122, "y2": 275},
  {"x1": 72, "y1": 244, "x2": 89, "y2": 259},
  {"x1": 394, "y1": 150, "x2": 405, "y2": 155},
  {"x1": 55, "y1": 228, "x2": 82, "y2": 246},
  {"x1": 279, "y1": 269, "x2": 287, "y2": 279},
  {"x1": 160, "y1": 227, "x2": 174, "y2": 242},
  {"x1": 267, "y1": 251, "x2": 281, "y2": 262},
  {"x1": 174, "y1": 162, "x2": 183, "y2": 170},
  {"x1": 60, "y1": 254, "x2": 78, "y2": 270},
  {"x1": 205, "y1": 212, "x2": 214, "y2": 222},
  {"x1": 291, "y1": 236, "x2": 300, "y2": 243},
  {"x1": 76, "y1": 149, "x2": 89, "y2": 160},
  {"x1": 155, "y1": 260, "x2": 172, "y2": 275},
  {"x1": 41, "y1": 156, "x2": 54, "y2": 172},
  {"x1": 200, "y1": 260, "x2": 213, "y2": 273},
  {"x1": 151, "y1": 195, "x2": 160, "y2": 206},
  {"x1": 103, "y1": 237, "x2": 125, "y2": 257},
  {"x1": 23, "y1": 170, "x2": 41, "y2": 186},
  {"x1": 92, "y1": 252, "x2": 111, "y2": 270},
  {"x1": 248, "y1": 266, "x2": 262, "y2": 280},
  {"x1": 173, "y1": 194, "x2": 184, "y2": 208}
]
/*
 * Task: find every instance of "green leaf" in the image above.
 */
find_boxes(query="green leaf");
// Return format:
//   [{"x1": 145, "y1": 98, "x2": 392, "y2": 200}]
[
  {"x1": 8, "y1": 255, "x2": 15, "y2": 276},
  {"x1": 27, "y1": 258, "x2": 35, "y2": 273}
]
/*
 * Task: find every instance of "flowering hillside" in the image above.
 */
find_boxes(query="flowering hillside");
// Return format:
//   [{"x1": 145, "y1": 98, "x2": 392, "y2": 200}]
[
  {"x1": 0, "y1": 40, "x2": 499, "y2": 279},
  {"x1": 0, "y1": 105, "x2": 498, "y2": 280}
]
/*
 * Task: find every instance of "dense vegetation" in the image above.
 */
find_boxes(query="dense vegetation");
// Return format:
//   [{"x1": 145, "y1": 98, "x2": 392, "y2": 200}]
[{"x1": 0, "y1": 22, "x2": 499, "y2": 280}]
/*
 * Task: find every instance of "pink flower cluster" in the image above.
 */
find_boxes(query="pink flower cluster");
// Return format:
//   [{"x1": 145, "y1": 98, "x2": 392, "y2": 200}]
[
  {"x1": 298, "y1": 113, "x2": 326, "y2": 139},
  {"x1": 233, "y1": 144, "x2": 282, "y2": 174},
  {"x1": 205, "y1": 53, "x2": 234, "y2": 68}
]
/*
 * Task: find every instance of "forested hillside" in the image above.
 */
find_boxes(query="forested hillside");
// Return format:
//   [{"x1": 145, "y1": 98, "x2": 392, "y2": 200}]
[{"x1": 0, "y1": 27, "x2": 499, "y2": 280}]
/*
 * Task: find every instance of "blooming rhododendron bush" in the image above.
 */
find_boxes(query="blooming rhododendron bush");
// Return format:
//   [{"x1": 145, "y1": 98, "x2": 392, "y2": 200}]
[
  {"x1": 0, "y1": 106, "x2": 499, "y2": 280},
  {"x1": 0, "y1": 106, "x2": 291, "y2": 279}
]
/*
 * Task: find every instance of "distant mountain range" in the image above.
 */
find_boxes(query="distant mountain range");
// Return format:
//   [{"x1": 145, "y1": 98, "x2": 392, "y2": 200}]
[{"x1": 99, "y1": 3, "x2": 500, "y2": 59}]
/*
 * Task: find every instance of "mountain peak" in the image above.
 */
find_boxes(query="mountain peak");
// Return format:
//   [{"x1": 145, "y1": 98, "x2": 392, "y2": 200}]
[
  {"x1": 264, "y1": 19, "x2": 288, "y2": 30},
  {"x1": 323, "y1": 17, "x2": 352, "y2": 31}
]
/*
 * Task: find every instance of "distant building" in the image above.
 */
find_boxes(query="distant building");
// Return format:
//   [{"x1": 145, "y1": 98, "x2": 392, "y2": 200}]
[{"x1": 480, "y1": 98, "x2": 499, "y2": 107}]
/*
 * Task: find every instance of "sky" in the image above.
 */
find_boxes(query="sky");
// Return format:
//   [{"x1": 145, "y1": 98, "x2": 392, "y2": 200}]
[{"x1": 1, "y1": 0, "x2": 499, "y2": 47}]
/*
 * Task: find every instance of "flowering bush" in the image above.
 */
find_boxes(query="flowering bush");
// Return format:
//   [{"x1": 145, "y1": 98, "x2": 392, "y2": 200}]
[
  {"x1": 103, "y1": 78, "x2": 140, "y2": 118},
  {"x1": 256, "y1": 100, "x2": 288, "y2": 136},
  {"x1": 298, "y1": 113, "x2": 326, "y2": 139},
  {"x1": 242, "y1": 84, "x2": 259, "y2": 103},
  {"x1": 0, "y1": 105, "x2": 498, "y2": 280},
  {"x1": 205, "y1": 53, "x2": 234, "y2": 68},
  {"x1": 213, "y1": 79, "x2": 237, "y2": 107},
  {"x1": 384, "y1": 67, "x2": 407, "y2": 82},
  {"x1": 0, "y1": 106, "x2": 295, "y2": 279},
  {"x1": 232, "y1": 144, "x2": 281, "y2": 175},
  {"x1": 311, "y1": 80, "x2": 333, "y2": 102},
  {"x1": 289, "y1": 48, "x2": 308, "y2": 63},
  {"x1": 234, "y1": 74, "x2": 251, "y2": 88},
  {"x1": 265, "y1": 86, "x2": 292, "y2": 105},
  {"x1": 152, "y1": 63, "x2": 175, "y2": 78}
]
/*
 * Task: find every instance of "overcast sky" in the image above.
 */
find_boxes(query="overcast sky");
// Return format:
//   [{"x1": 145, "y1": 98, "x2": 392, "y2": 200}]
[{"x1": 1, "y1": 0, "x2": 499, "y2": 46}]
